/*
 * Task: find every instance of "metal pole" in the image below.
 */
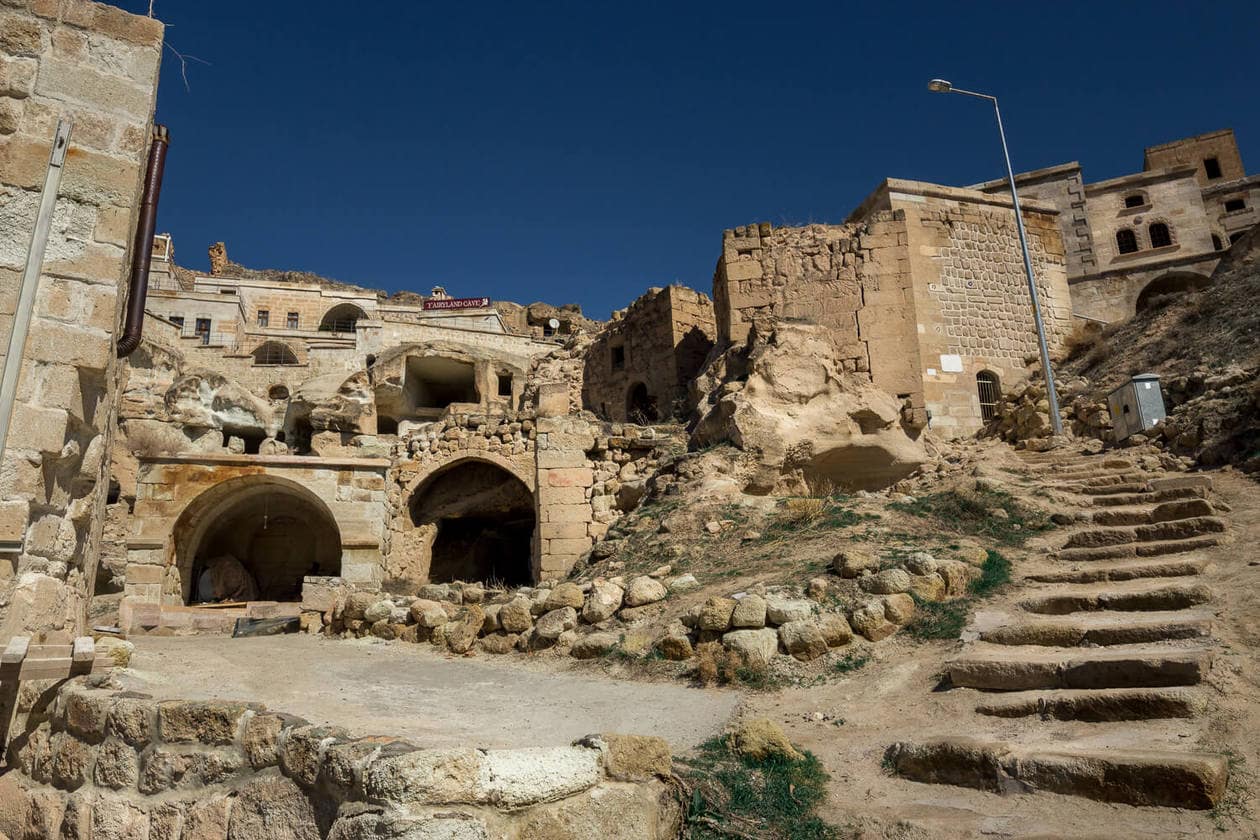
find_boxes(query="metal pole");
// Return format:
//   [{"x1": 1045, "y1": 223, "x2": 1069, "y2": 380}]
[
  {"x1": 0, "y1": 120, "x2": 73, "y2": 466},
  {"x1": 991, "y1": 99, "x2": 1063, "y2": 435}
]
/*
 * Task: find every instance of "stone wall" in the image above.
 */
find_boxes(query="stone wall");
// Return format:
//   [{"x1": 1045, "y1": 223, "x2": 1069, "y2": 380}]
[
  {"x1": 1143, "y1": 128, "x2": 1245, "y2": 186},
  {"x1": 974, "y1": 163, "x2": 1098, "y2": 278},
  {"x1": 0, "y1": 677, "x2": 680, "y2": 839},
  {"x1": 0, "y1": 0, "x2": 162, "y2": 641},
  {"x1": 582, "y1": 286, "x2": 715, "y2": 423}
]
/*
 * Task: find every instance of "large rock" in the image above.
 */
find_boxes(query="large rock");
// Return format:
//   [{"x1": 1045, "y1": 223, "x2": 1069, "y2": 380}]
[
  {"x1": 697, "y1": 597, "x2": 737, "y2": 632},
  {"x1": 765, "y1": 595, "x2": 813, "y2": 625},
  {"x1": 730, "y1": 594, "x2": 767, "y2": 628},
  {"x1": 498, "y1": 597, "x2": 534, "y2": 633},
  {"x1": 445, "y1": 606, "x2": 485, "y2": 654},
  {"x1": 690, "y1": 322, "x2": 926, "y2": 492},
  {"x1": 833, "y1": 548, "x2": 878, "y2": 578},
  {"x1": 285, "y1": 370, "x2": 377, "y2": 436},
  {"x1": 571, "y1": 632, "x2": 618, "y2": 659},
  {"x1": 850, "y1": 600, "x2": 897, "y2": 642},
  {"x1": 623, "y1": 576, "x2": 667, "y2": 608},
  {"x1": 860, "y1": 569, "x2": 912, "y2": 595},
  {"x1": 778, "y1": 620, "x2": 828, "y2": 662},
  {"x1": 731, "y1": 719, "x2": 803, "y2": 763},
  {"x1": 818, "y1": 614, "x2": 854, "y2": 647},
  {"x1": 656, "y1": 634, "x2": 693, "y2": 661},
  {"x1": 581, "y1": 580, "x2": 624, "y2": 624},
  {"x1": 409, "y1": 598, "x2": 447, "y2": 628},
  {"x1": 534, "y1": 607, "x2": 578, "y2": 641},
  {"x1": 545, "y1": 582, "x2": 586, "y2": 611},
  {"x1": 721, "y1": 629, "x2": 779, "y2": 667}
]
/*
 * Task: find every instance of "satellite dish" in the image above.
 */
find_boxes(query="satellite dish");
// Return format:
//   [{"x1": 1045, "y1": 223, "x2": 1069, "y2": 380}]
[{"x1": 548, "y1": 318, "x2": 560, "y2": 329}]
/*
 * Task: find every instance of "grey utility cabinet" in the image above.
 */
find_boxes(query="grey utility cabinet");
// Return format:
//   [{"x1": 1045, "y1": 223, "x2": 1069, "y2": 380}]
[{"x1": 1107, "y1": 373, "x2": 1166, "y2": 440}]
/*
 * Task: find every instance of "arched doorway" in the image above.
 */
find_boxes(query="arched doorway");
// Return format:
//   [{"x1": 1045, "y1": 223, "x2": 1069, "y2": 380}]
[
  {"x1": 319, "y1": 303, "x2": 367, "y2": 334},
  {"x1": 976, "y1": 370, "x2": 1000, "y2": 422},
  {"x1": 626, "y1": 382, "x2": 658, "y2": 423},
  {"x1": 172, "y1": 476, "x2": 341, "y2": 603},
  {"x1": 409, "y1": 460, "x2": 535, "y2": 585},
  {"x1": 1135, "y1": 272, "x2": 1211, "y2": 312}
]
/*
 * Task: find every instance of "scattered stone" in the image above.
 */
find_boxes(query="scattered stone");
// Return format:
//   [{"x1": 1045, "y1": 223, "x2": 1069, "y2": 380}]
[
  {"x1": 445, "y1": 605, "x2": 485, "y2": 654},
  {"x1": 648, "y1": 564, "x2": 672, "y2": 578},
  {"x1": 544, "y1": 582, "x2": 585, "y2": 611},
  {"x1": 833, "y1": 548, "x2": 878, "y2": 578},
  {"x1": 883, "y1": 593, "x2": 916, "y2": 625},
  {"x1": 730, "y1": 594, "x2": 767, "y2": 629},
  {"x1": 765, "y1": 595, "x2": 814, "y2": 625},
  {"x1": 850, "y1": 601, "x2": 897, "y2": 642},
  {"x1": 409, "y1": 598, "x2": 447, "y2": 628},
  {"x1": 534, "y1": 607, "x2": 579, "y2": 641},
  {"x1": 860, "y1": 568, "x2": 912, "y2": 595},
  {"x1": 908, "y1": 573, "x2": 946, "y2": 602},
  {"x1": 704, "y1": 520, "x2": 721, "y2": 534},
  {"x1": 570, "y1": 632, "x2": 618, "y2": 659},
  {"x1": 731, "y1": 719, "x2": 803, "y2": 763},
  {"x1": 721, "y1": 628, "x2": 779, "y2": 667},
  {"x1": 818, "y1": 614, "x2": 853, "y2": 647},
  {"x1": 665, "y1": 573, "x2": 699, "y2": 593},
  {"x1": 697, "y1": 597, "x2": 737, "y2": 632},
  {"x1": 623, "y1": 576, "x2": 667, "y2": 607},
  {"x1": 498, "y1": 597, "x2": 534, "y2": 633},
  {"x1": 656, "y1": 634, "x2": 693, "y2": 661},
  {"x1": 778, "y1": 620, "x2": 828, "y2": 662},
  {"x1": 581, "y1": 580, "x2": 624, "y2": 624},
  {"x1": 807, "y1": 576, "x2": 830, "y2": 601},
  {"x1": 905, "y1": 552, "x2": 938, "y2": 575}
]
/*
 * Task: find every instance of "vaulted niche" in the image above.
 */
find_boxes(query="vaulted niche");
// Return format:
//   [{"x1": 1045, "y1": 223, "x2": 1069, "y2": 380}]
[{"x1": 403, "y1": 356, "x2": 479, "y2": 416}]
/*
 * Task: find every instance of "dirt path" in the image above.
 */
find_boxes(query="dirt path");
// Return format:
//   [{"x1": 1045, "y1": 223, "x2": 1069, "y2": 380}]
[
  {"x1": 119, "y1": 633, "x2": 740, "y2": 750},
  {"x1": 744, "y1": 450, "x2": 1258, "y2": 839}
]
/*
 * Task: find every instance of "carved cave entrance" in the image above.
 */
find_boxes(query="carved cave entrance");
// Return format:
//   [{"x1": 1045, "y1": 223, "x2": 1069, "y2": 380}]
[
  {"x1": 410, "y1": 460, "x2": 535, "y2": 586},
  {"x1": 174, "y1": 476, "x2": 341, "y2": 604}
]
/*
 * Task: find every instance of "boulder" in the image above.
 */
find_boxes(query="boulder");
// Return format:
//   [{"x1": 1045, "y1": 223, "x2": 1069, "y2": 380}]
[
  {"x1": 478, "y1": 633, "x2": 519, "y2": 655},
  {"x1": 697, "y1": 597, "x2": 737, "y2": 632},
  {"x1": 581, "y1": 581, "x2": 623, "y2": 624},
  {"x1": 665, "y1": 573, "x2": 700, "y2": 593},
  {"x1": 850, "y1": 601, "x2": 897, "y2": 642},
  {"x1": 498, "y1": 597, "x2": 534, "y2": 633},
  {"x1": 905, "y1": 552, "x2": 938, "y2": 576},
  {"x1": 765, "y1": 595, "x2": 813, "y2": 625},
  {"x1": 938, "y1": 560, "x2": 974, "y2": 596},
  {"x1": 445, "y1": 606, "x2": 485, "y2": 654},
  {"x1": 778, "y1": 620, "x2": 828, "y2": 662},
  {"x1": 545, "y1": 582, "x2": 585, "y2": 611},
  {"x1": 342, "y1": 591, "x2": 375, "y2": 621},
  {"x1": 534, "y1": 607, "x2": 578, "y2": 641},
  {"x1": 623, "y1": 576, "x2": 667, "y2": 607},
  {"x1": 860, "y1": 569, "x2": 912, "y2": 595},
  {"x1": 818, "y1": 614, "x2": 853, "y2": 647},
  {"x1": 570, "y1": 632, "x2": 618, "y2": 659},
  {"x1": 908, "y1": 573, "x2": 946, "y2": 603},
  {"x1": 731, "y1": 719, "x2": 803, "y2": 763},
  {"x1": 730, "y1": 594, "x2": 767, "y2": 629},
  {"x1": 721, "y1": 629, "x2": 779, "y2": 667},
  {"x1": 883, "y1": 594, "x2": 916, "y2": 625},
  {"x1": 409, "y1": 599, "x2": 447, "y2": 628},
  {"x1": 833, "y1": 547, "x2": 879, "y2": 578},
  {"x1": 656, "y1": 634, "x2": 693, "y2": 661},
  {"x1": 363, "y1": 600, "x2": 392, "y2": 624},
  {"x1": 807, "y1": 577, "x2": 830, "y2": 601},
  {"x1": 690, "y1": 322, "x2": 926, "y2": 493}
]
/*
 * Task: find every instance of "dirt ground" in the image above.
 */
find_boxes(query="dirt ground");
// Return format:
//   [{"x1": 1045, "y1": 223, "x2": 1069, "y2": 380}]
[
  {"x1": 119, "y1": 633, "x2": 740, "y2": 750},
  {"x1": 740, "y1": 466, "x2": 1260, "y2": 839}
]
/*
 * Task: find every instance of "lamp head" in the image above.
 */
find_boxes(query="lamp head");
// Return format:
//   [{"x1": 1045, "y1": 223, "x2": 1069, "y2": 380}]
[{"x1": 927, "y1": 78, "x2": 952, "y2": 93}]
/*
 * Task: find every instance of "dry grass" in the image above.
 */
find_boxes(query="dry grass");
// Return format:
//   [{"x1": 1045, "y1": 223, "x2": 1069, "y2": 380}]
[{"x1": 782, "y1": 497, "x2": 827, "y2": 526}]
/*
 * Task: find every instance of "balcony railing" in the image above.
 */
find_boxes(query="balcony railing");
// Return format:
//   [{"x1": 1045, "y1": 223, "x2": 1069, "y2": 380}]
[{"x1": 179, "y1": 327, "x2": 237, "y2": 348}]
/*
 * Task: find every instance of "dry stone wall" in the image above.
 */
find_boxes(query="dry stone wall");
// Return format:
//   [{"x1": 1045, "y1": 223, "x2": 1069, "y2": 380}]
[
  {"x1": 0, "y1": 677, "x2": 681, "y2": 839},
  {"x1": 0, "y1": 0, "x2": 162, "y2": 641}
]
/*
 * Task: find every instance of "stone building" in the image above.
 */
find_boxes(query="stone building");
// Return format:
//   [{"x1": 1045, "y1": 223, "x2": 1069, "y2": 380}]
[
  {"x1": 711, "y1": 180, "x2": 1071, "y2": 437},
  {"x1": 973, "y1": 129, "x2": 1258, "y2": 323},
  {"x1": 582, "y1": 285, "x2": 716, "y2": 423},
  {"x1": 0, "y1": 0, "x2": 163, "y2": 641}
]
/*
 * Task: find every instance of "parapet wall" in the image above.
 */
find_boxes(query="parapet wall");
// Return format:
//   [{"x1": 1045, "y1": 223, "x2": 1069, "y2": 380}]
[
  {"x1": 0, "y1": 677, "x2": 681, "y2": 839},
  {"x1": 0, "y1": 0, "x2": 163, "y2": 640}
]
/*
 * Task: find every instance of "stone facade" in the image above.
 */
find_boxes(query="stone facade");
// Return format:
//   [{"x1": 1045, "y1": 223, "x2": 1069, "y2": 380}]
[
  {"x1": 0, "y1": 0, "x2": 162, "y2": 641},
  {"x1": 582, "y1": 285, "x2": 715, "y2": 423},
  {"x1": 0, "y1": 677, "x2": 681, "y2": 839}
]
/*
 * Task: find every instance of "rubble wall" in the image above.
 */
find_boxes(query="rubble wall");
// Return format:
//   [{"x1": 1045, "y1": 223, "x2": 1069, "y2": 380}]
[
  {"x1": 0, "y1": 677, "x2": 681, "y2": 839},
  {"x1": 0, "y1": 0, "x2": 162, "y2": 640},
  {"x1": 582, "y1": 285, "x2": 715, "y2": 422}
]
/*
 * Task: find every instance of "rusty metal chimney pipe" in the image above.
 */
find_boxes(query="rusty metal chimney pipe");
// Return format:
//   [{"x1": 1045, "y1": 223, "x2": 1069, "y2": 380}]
[{"x1": 116, "y1": 124, "x2": 169, "y2": 358}]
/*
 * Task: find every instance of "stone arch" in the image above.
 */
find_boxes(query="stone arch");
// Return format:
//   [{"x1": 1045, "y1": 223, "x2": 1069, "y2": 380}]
[
  {"x1": 402, "y1": 455, "x2": 538, "y2": 586},
  {"x1": 252, "y1": 340, "x2": 300, "y2": 366},
  {"x1": 171, "y1": 475, "x2": 341, "y2": 604},
  {"x1": 319, "y1": 303, "x2": 367, "y2": 334},
  {"x1": 1135, "y1": 271, "x2": 1211, "y2": 313},
  {"x1": 976, "y1": 370, "x2": 1001, "y2": 422}
]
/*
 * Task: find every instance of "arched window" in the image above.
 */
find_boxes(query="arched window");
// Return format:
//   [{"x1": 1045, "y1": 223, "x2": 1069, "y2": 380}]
[
  {"x1": 1212, "y1": 234, "x2": 1224, "y2": 251},
  {"x1": 1148, "y1": 223, "x2": 1172, "y2": 249},
  {"x1": 268, "y1": 384, "x2": 290, "y2": 401},
  {"x1": 976, "y1": 371, "x2": 1000, "y2": 423},
  {"x1": 1115, "y1": 229, "x2": 1138, "y2": 254},
  {"x1": 252, "y1": 341, "x2": 299, "y2": 366},
  {"x1": 319, "y1": 303, "x2": 367, "y2": 334}
]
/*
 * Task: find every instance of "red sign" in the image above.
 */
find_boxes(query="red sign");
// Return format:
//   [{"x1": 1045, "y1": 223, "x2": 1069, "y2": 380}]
[{"x1": 423, "y1": 296, "x2": 490, "y2": 311}]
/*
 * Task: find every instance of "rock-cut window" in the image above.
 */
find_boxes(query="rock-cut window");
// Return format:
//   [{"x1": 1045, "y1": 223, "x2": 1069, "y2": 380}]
[
  {"x1": 1115, "y1": 228, "x2": 1139, "y2": 254},
  {"x1": 1148, "y1": 223, "x2": 1172, "y2": 249},
  {"x1": 1123, "y1": 193, "x2": 1146, "y2": 209}
]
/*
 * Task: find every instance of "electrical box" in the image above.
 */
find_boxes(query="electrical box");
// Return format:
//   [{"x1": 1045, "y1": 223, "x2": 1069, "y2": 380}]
[{"x1": 1107, "y1": 373, "x2": 1166, "y2": 440}]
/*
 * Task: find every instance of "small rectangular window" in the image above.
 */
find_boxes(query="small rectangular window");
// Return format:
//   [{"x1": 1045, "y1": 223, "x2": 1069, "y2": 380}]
[
  {"x1": 497, "y1": 373, "x2": 513, "y2": 397},
  {"x1": 169, "y1": 315, "x2": 184, "y2": 328},
  {"x1": 1224, "y1": 198, "x2": 1246, "y2": 212},
  {"x1": 257, "y1": 309, "x2": 269, "y2": 327},
  {"x1": 1123, "y1": 194, "x2": 1146, "y2": 209},
  {"x1": 611, "y1": 345, "x2": 625, "y2": 371},
  {"x1": 286, "y1": 312, "x2": 299, "y2": 329},
  {"x1": 1204, "y1": 157, "x2": 1222, "y2": 179},
  {"x1": 195, "y1": 318, "x2": 211, "y2": 345}
]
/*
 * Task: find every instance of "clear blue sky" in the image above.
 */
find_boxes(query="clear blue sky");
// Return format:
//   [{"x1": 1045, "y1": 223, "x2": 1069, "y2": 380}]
[{"x1": 120, "y1": 0, "x2": 1259, "y2": 319}]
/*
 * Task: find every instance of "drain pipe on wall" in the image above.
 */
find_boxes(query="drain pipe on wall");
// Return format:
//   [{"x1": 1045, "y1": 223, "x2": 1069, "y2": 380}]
[{"x1": 116, "y1": 124, "x2": 169, "y2": 358}]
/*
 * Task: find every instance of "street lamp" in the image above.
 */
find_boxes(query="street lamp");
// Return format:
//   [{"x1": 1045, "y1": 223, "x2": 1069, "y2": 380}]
[{"x1": 927, "y1": 78, "x2": 1063, "y2": 436}]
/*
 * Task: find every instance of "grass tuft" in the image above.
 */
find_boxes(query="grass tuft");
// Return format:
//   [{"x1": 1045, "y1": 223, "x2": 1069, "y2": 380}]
[
  {"x1": 890, "y1": 488, "x2": 1050, "y2": 546},
  {"x1": 968, "y1": 550, "x2": 1013, "y2": 597}
]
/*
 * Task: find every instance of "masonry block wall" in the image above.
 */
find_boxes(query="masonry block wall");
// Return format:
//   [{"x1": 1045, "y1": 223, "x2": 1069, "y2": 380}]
[
  {"x1": 0, "y1": 0, "x2": 161, "y2": 640},
  {"x1": 582, "y1": 285, "x2": 716, "y2": 422}
]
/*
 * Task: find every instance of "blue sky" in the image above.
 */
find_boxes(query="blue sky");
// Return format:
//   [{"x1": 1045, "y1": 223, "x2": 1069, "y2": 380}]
[{"x1": 120, "y1": 1, "x2": 1259, "y2": 318}]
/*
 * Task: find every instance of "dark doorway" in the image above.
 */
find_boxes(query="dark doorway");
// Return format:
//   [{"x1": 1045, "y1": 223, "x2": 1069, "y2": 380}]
[
  {"x1": 976, "y1": 371, "x2": 1000, "y2": 423},
  {"x1": 626, "y1": 382, "x2": 658, "y2": 423}
]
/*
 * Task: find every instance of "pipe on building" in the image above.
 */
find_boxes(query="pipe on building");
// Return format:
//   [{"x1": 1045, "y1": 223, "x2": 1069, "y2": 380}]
[{"x1": 116, "y1": 124, "x2": 169, "y2": 358}]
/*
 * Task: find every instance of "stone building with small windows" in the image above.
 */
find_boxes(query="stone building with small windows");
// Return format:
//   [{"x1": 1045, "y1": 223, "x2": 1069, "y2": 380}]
[{"x1": 973, "y1": 128, "x2": 1258, "y2": 323}]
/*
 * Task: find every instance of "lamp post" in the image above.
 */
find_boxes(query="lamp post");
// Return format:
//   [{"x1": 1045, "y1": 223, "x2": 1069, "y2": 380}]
[{"x1": 927, "y1": 79, "x2": 1063, "y2": 435}]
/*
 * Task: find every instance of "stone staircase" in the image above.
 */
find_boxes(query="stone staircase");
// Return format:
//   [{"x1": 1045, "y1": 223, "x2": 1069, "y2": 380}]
[{"x1": 887, "y1": 447, "x2": 1231, "y2": 811}]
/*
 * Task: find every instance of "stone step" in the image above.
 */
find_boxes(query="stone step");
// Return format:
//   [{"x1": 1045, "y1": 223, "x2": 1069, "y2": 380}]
[
  {"x1": 1062, "y1": 516, "x2": 1226, "y2": 550},
  {"x1": 947, "y1": 642, "x2": 1213, "y2": 691},
  {"x1": 1090, "y1": 498, "x2": 1214, "y2": 526},
  {"x1": 1150, "y1": 475, "x2": 1213, "y2": 493},
  {"x1": 974, "y1": 687, "x2": 1203, "y2": 721},
  {"x1": 1088, "y1": 486, "x2": 1206, "y2": 507},
  {"x1": 1044, "y1": 462, "x2": 1138, "y2": 480},
  {"x1": 1054, "y1": 535, "x2": 1222, "y2": 563},
  {"x1": 1023, "y1": 557, "x2": 1208, "y2": 585},
  {"x1": 976, "y1": 609, "x2": 1213, "y2": 647},
  {"x1": 1079, "y1": 482, "x2": 1152, "y2": 496},
  {"x1": 1018, "y1": 580, "x2": 1212, "y2": 615},
  {"x1": 1057, "y1": 472, "x2": 1150, "y2": 489},
  {"x1": 885, "y1": 737, "x2": 1227, "y2": 809}
]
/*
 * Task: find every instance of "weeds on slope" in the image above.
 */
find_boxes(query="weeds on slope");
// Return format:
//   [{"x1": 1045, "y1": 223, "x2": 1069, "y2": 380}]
[
  {"x1": 680, "y1": 737, "x2": 838, "y2": 840},
  {"x1": 890, "y1": 488, "x2": 1051, "y2": 546}
]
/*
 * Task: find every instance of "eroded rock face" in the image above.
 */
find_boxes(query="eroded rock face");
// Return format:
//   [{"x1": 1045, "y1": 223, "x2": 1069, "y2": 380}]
[
  {"x1": 691, "y1": 322, "x2": 926, "y2": 492},
  {"x1": 285, "y1": 370, "x2": 377, "y2": 437},
  {"x1": 165, "y1": 370, "x2": 274, "y2": 435}
]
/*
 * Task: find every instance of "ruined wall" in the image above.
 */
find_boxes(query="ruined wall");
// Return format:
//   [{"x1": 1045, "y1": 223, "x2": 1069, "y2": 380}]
[
  {"x1": 0, "y1": 677, "x2": 680, "y2": 839},
  {"x1": 0, "y1": 0, "x2": 161, "y2": 640},
  {"x1": 582, "y1": 285, "x2": 715, "y2": 422}
]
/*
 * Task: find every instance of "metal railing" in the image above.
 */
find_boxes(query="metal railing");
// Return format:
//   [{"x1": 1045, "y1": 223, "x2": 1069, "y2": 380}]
[
  {"x1": 146, "y1": 276, "x2": 182, "y2": 292},
  {"x1": 318, "y1": 319, "x2": 360, "y2": 335},
  {"x1": 178, "y1": 326, "x2": 236, "y2": 348}
]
